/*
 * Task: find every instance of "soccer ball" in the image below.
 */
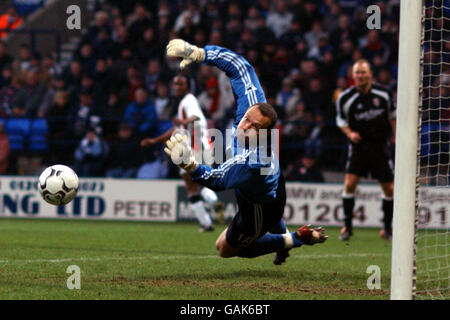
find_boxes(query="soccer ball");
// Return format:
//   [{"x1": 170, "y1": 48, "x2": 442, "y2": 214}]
[{"x1": 38, "y1": 165, "x2": 79, "y2": 206}]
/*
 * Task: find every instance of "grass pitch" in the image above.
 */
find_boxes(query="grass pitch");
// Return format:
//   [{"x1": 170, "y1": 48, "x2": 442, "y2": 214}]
[{"x1": 0, "y1": 218, "x2": 394, "y2": 300}]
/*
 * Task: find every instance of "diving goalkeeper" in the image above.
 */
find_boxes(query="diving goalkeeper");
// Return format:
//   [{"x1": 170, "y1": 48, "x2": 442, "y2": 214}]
[{"x1": 164, "y1": 39, "x2": 327, "y2": 264}]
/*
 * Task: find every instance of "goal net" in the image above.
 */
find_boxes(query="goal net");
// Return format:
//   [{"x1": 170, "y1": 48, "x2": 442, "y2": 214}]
[{"x1": 414, "y1": 0, "x2": 449, "y2": 299}]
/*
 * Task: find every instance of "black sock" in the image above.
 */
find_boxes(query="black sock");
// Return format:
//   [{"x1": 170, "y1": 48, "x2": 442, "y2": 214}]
[
  {"x1": 343, "y1": 196, "x2": 355, "y2": 231},
  {"x1": 382, "y1": 198, "x2": 393, "y2": 232}
]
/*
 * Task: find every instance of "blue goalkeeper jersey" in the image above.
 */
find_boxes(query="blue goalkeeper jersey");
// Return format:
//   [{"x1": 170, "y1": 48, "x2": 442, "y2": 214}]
[{"x1": 190, "y1": 45, "x2": 281, "y2": 203}]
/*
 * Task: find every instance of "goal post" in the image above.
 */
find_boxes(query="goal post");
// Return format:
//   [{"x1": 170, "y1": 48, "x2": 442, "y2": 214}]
[
  {"x1": 390, "y1": 0, "x2": 423, "y2": 300},
  {"x1": 391, "y1": 0, "x2": 449, "y2": 300}
]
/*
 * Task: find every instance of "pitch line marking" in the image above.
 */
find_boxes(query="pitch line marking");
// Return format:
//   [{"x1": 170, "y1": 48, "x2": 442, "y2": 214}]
[{"x1": 0, "y1": 253, "x2": 389, "y2": 265}]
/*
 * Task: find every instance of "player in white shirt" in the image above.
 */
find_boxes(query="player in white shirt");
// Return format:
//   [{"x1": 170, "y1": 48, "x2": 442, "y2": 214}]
[{"x1": 141, "y1": 75, "x2": 224, "y2": 231}]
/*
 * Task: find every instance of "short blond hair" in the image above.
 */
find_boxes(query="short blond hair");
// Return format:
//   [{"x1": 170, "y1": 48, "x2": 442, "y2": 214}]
[{"x1": 353, "y1": 58, "x2": 372, "y2": 72}]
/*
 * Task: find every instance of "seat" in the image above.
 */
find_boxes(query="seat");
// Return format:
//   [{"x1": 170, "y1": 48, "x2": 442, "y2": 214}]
[
  {"x1": 29, "y1": 118, "x2": 48, "y2": 152},
  {"x1": 30, "y1": 118, "x2": 48, "y2": 135},
  {"x1": 5, "y1": 118, "x2": 31, "y2": 152}
]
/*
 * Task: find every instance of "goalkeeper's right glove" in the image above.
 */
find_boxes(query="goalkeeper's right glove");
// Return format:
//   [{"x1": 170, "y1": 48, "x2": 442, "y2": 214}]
[
  {"x1": 166, "y1": 39, "x2": 205, "y2": 70},
  {"x1": 164, "y1": 134, "x2": 199, "y2": 173}
]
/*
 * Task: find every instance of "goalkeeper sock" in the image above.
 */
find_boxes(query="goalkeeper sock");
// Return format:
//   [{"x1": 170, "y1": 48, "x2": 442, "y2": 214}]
[
  {"x1": 189, "y1": 195, "x2": 212, "y2": 228},
  {"x1": 268, "y1": 219, "x2": 288, "y2": 234},
  {"x1": 342, "y1": 193, "x2": 355, "y2": 231},
  {"x1": 238, "y1": 232, "x2": 303, "y2": 258},
  {"x1": 382, "y1": 197, "x2": 393, "y2": 232},
  {"x1": 200, "y1": 187, "x2": 218, "y2": 207}
]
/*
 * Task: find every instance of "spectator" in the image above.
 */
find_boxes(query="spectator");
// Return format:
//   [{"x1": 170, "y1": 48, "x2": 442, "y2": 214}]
[
  {"x1": 0, "y1": 76, "x2": 22, "y2": 117},
  {"x1": 330, "y1": 14, "x2": 357, "y2": 48},
  {"x1": 12, "y1": 44, "x2": 31, "y2": 75},
  {"x1": 46, "y1": 91, "x2": 72, "y2": 164},
  {"x1": 110, "y1": 25, "x2": 131, "y2": 59},
  {"x1": 304, "y1": 20, "x2": 328, "y2": 51},
  {"x1": 0, "y1": 6, "x2": 23, "y2": 39},
  {"x1": 93, "y1": 58, "x2": 114, "y2": 103},
  {"x1": 266, "y1": 0, "x2": 293, "y2": 38},
  {"x1": 174, "y1": 1, "x2": 200, "y2": 33},
  {"x1": 13, "y1": 70, "x2": 47, "y2": 117},
  {"x1": 154, "y1": 82, "x2": 171, "y2": 120},
  {"x1": 75, "y1": 42, "x2": 97, "y2": 72},
  {"x1": 136, "y1": 27, "x2": 159, "y2": 64},
  {"x1": 0, "y1": 64, "x2": 12, "y2": 88},
  {"x1": 244, "y1": 5, "x2": 260, "y2": 32},
  {"x1": 74, "y1": 127, "x2": 109, "y2": 177},
  {"x1": 307, "y1": 34, "x2": 333, "y2": 62},
  {"x1": 286, "y1": 153, "x2": 325, "y2": 182},
  {"x1": 0, "y1": 42, "x2": 13, "y2": 71},
  {"x1": 360, "y1": 30, "x2": 390, "y2": 66},
  {"x1": 37, "y1": 75, "x2": 70, "y2": 117},
  {"x1": 63, "y1": 60, "x2": 83, "y2": 93},
  {"x1": 0, "y1": 122, "x2": 10, "y2": 174},
  {"x1": 198, "y1": 77, "x2": 232, "y2": 129},
  {"x1": 124, "y1": 87, "x2": 158, "y2": 138},
  {"x1": 144, "y1": 58, "x2": 169, "y2": 96},
  {"x1": 294, "y1": 0, "x2": 322, "y2": 31},
  {"x1": 275, "y1": 77, "x2": 301, "y2": 118},
  {"x1": 136, "y1": 148, "x2": 169, "y2": 179},
  {"x1": 282, "y1": 100, "x2": 314, "y2": 140},
  {"x1": 322, "y1": 2, "x2": 342, "y2": 32},
  {"x1": 280, "y1": 20, "x2": 304, "y2": 50},
  {"x1": 67, "y1": 89, "x2": 102, "y2": 140},
  {"x1": 102, "y1": 91, "x2": 126, "y2": 140},
  {"x1": 85, "y1": 10, "x2": 111, "y2": 45},
  {"x1": 127, "y1": 3, "x2": 153, "y2": 44},
  {"x1": 42, "y1": 54, "x2": 62, "y2": 78},
  {"x1": 252, "y1": 14, "x2": 275, "y2": 47},
  {"x1": 106, "y1": 122, "x2": 142, "y2": 178},
  {"x1": 303, "y1": 77, "x2": 329, "y2": 117}
]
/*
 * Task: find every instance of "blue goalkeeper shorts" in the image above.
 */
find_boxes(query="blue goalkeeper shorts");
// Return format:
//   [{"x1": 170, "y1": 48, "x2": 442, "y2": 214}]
[{"x1": 226, "y1": 174, "x2": 286, "y2": 248}]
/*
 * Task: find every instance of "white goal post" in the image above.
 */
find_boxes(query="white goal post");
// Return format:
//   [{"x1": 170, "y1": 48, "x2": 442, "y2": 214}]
[
  {"x1": 390, "y1": 0, "x2": 423, "y2": 300},
  {"x1": 391, "y1": 0, "x2": 449, "y2": 300}
]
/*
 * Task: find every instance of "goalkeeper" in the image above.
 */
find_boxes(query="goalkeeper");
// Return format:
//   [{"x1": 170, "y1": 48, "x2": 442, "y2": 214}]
[{"x1": 164, "y1": 39, "x2": 327, "y2": 263}]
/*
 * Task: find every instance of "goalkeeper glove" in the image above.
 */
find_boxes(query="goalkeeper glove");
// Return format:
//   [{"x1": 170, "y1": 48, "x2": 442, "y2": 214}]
[
  {"x1": 164, "y1": 134, "x2": 199, "y2": 173},
  {"x1": 166, "y1": 39, "x2": 205, "y2": 70}
]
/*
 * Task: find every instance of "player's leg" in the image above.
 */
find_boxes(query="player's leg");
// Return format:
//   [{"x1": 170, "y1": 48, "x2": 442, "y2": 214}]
[
  {"x1": 339, "y1": 173, "x2": 360, "y2": 240},
  {"x1": 215, "y1": 227, "x2": 241, "y2": 257},
  {"x1": 371, "y1": 143, "x2": 395, "y2": 241},
  {"x1": 379, "y1": 181, "x2": 394, "y2": 240},
  {"x1": 183, "y1": 173, "x2": 213, "y2": 231},
  {"x1": 200, "y1": 187, "x2": 225, "y2": 224},
  {"x1": 215, "y1": 202, "x2": 327, "y2": 259},
  {"x1": 340, "y1": 144, "x2": 367, "y2": 241},
  {"x1": 268, "y1": 215, "x2": 290, "y2": 265}
]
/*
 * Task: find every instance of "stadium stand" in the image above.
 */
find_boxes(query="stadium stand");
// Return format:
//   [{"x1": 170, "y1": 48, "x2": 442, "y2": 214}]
[{"x1": 0, "y1": 0, "x2": 405, "y2": 180}]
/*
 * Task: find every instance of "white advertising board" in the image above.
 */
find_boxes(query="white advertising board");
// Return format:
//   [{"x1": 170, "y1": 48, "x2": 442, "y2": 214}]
[
  {"x1": 283, "y1": 183, "x2": 449, "y2": 229},
  {"x1": 0, "y1": 176, "x2": 178, "y2": 222},
  {"x1": 0, "y1": 176, "x2": 447, "y2": 229}
]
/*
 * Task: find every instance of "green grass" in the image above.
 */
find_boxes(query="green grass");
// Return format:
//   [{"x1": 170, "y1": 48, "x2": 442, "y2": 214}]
[{"x1": 0, "y1": 218, "x2": 394, "y2": 299}]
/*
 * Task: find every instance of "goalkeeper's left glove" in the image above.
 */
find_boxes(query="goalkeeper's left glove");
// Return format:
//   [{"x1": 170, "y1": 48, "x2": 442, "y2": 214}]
[
  {"x1": 164, "y1": 134, "x2": 199, "y2": 173},
  {"x1": 166, "y1": 39, "x2": 205, "y2": 70}
]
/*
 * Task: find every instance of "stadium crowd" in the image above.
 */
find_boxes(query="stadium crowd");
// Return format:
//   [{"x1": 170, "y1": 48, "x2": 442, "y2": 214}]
[{"x1": 0, "y1": 0, "x2": 444, "y2": 181}]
